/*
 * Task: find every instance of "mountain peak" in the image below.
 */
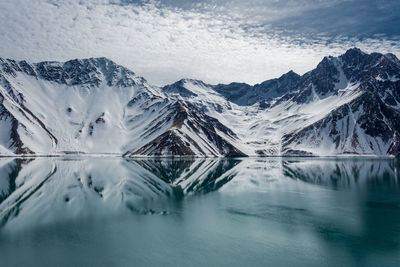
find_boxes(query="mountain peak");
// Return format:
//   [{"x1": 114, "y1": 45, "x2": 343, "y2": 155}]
[
  {"x1": 279, "y1": 70, "x2": 300, "y2": 80},
  {"x1": 1, "y1": 49, "x2": 400, "y2": 158},
  {"x1": 63, "y1": 57, "x2": 123, "y2": 70},
  {"x1": 344, "y1": 47, "x2": 366, "y2": 56},
  {"x1": 177, "y1": 78, "x2": 210, "y2": 87},
  {"x1": 384, "y1": 53, "x2": 400, "y2": 66},
  {"x1": 15, "y1": 57, "x2": 147, "y2": 88},
  {"x1": 338, "y1": 47, "x2": 369, "y2": 65},
  {"x1": 338, "y1": 47, "x2": 399, "y2": 67},
  {"x1": 161, "y1": 79, "x2": 201, "y2": 97}
]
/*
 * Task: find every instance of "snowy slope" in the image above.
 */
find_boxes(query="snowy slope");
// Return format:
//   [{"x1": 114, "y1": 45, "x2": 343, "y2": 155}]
[
  {"x1": 160, "y1": 67, "x2": 363, "y2": 156},
  {"x1": 161, "y1": 48, "x2": 400, "y2": 157},
  {"x1": 281, "y1": 49, "x2": 400, "y2": 156},
  {"x1": 0, "y1": 48, "x2": 399, "y2": 157},
  {"x1": 0, "y1": 57, "x2": 243, "y2": 157}
]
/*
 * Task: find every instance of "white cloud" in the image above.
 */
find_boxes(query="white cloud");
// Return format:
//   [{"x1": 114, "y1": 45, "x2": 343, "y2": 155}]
[{"x1": 0, "y1": 0, "x2": 399, "y2": 86}]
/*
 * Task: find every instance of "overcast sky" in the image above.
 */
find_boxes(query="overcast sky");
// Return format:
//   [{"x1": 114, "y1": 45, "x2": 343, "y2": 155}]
[{"x1": 0, "y1": 0, "x2": 399, "y2": 85}]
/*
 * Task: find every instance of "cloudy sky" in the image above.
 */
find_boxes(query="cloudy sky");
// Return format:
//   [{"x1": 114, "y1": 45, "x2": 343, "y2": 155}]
[{"x1": 0, "y1": 0, "x2": 399, "y2": 85}]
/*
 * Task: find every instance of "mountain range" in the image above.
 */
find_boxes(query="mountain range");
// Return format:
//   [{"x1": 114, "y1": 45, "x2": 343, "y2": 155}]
[{"x1": 0, "y1": 48, "x2": 399, "y2": 157}]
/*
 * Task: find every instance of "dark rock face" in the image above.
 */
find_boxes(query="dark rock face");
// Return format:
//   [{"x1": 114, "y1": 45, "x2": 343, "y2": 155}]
[
  {"x1": 0, "y1": 103, "x2": 34, "y2": 155},
  {"x1": 282, "y1": 90, "x2": 400, "y2": 156},
  {"x1": 213, "y1": 70, "x2": 301, "y2": 106},
  {"x1": 280, "y1": 49, "x2": 400, "y2": 156},
  {"x1": 213, "y1": 82, "x2": 252, "y2": 104},
  {"x1": 95, "y1": 113, "x2": 106, "y2": 124},
  {"x1": 126, "y1": 101, "x2": 246, "y2": 157},
  {"x1": 171, "y1": 101, "x2": 245, "y2": 157},
  {"x1": 276, "y1": 57, "x2": 342, "y2": 105},
  {"x1": 388, "y1": 133, "x2": 400, "y2": 156},
  {"x1": 311, "y1": 57, "x2": 340, "y2": 95},
  {"x1": 1, "y1": 48, "x2": 399, "y2": 157},
  {"x1": 9, "y1": 119, "x2": 34, "y2": 155},
  {"x1": 0, "y1": 57, "x2": 145, "y2": 88},
  {"x1": 161, "y1": 79, "x2": 199, "y2": 97},
  {"x1": 131, "y1": 130, "x2": 197, "y2": 157},
  {"x1": 278, "y1": 48, "x2": 400, "y2": 106},
  {"x1": 340, "y1": 48, "x2": 400, "y2": 83}
]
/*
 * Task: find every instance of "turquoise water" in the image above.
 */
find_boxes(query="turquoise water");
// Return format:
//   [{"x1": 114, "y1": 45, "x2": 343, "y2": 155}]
[{"x1": 0, "y1": 157, "x2": 400, "y2": 266}]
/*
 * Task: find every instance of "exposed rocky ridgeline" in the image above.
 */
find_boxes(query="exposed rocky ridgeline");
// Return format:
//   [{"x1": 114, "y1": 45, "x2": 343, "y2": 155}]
[
  {"x1": 2, "y1": 57, "x2": 147, "y2": 88},
  {"x1": 0, "y1": 48, "x2": 399, "y2": 157},
  {"x1": 280, "y1": 48, "x2": 400, "y2": 156},
  {"x1": 0, "y1": 57, "x2": 243, "y2": 157},
  {"x1": 282, "y1": 91, "x2": 400, "y2": 156},
  {"x1": 214, "y1": 70, "x2": 301, "y2": 106},
  {"x1": 124, "y1": 100, "x2": 246, "y2": 157}
]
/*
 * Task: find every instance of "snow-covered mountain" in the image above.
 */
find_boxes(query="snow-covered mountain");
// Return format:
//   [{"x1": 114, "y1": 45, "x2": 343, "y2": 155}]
[
  {"x1": 0, "y1": 48, "x2": 399, "y2": 157},
  {"x1": 0, "y1": 57, "x2": 244, "y2": 157},
  {"x1": 281, "y1": 48, "x2": 400, "y2": 156}
]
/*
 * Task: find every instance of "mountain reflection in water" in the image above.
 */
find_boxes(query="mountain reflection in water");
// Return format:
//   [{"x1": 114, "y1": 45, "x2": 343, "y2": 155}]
[{"x1": 0, "y1": 157, "x2": 400, "y2": 267}]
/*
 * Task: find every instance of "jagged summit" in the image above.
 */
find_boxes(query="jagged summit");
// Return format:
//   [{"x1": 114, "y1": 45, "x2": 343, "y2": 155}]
[
  {"x1": 341, "y1": 47, "x2": 366, "y2": 57},
  {"x1": 0, "y1": 48, "x2": 399, "y2": 157},
  {"x1": 209, "y1": 70, "x2": 301, "y2": 106},
  {"x1": 280, "y1": 69, "x2": 299, "y2": 77},
  {"x1": 161, "y1": 78, "x2": 211, "y2": 97},
  {"x1": 276, "y1": 48, "x2": 400, "y2": 104},
  {"x1": 177, "y1": 78, "x2": 209, "y2": 86},
  {"x1": 0, "y1": 57, "x2": 148, "y2": 88}
]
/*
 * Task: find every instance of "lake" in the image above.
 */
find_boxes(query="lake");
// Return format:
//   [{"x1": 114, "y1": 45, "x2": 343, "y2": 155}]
[{"x1": 0, "y1": 157, "x2": 400, "y2": 266}]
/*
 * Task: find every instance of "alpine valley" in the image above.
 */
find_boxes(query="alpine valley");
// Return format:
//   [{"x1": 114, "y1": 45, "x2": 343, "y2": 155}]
[{"x1": 0, "y1": 48, "x2": 399, "y2": 157}]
